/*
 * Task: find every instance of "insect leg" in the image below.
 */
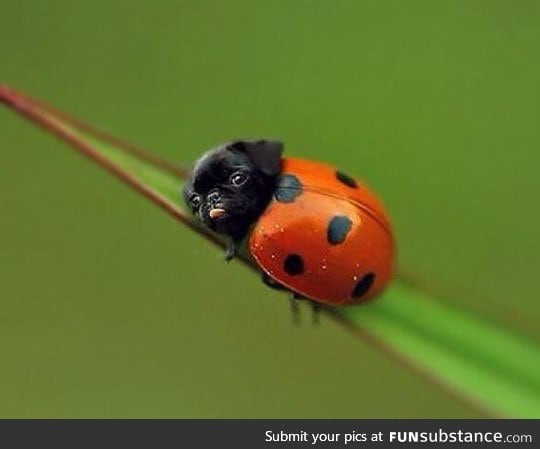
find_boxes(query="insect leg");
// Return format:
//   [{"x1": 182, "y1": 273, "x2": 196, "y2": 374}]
[
  {"x1": 310, "y1": 301, "x2": 321, "y2": 326},
  {"x1": 289, "y1": 296, "x2": 300, "y2": 325}
]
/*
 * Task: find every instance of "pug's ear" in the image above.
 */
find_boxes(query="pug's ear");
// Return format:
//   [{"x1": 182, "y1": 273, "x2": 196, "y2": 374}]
[{"x1": 229, "y1": 139, "x2": 284, "y2": 176}]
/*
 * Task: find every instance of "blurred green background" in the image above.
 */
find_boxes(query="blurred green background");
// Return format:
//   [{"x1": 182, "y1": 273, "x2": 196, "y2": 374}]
[{"x1": 1, "y1": 0, "x2": 539, "y2": 418}]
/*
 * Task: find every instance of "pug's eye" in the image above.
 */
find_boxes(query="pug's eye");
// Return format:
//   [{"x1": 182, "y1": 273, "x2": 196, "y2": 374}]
[
  {"x1": 230, "y1": 172, "x2": 249, "y2": 187},
  {"x1": 189, "y1": 193, "x2": 202, "y2": 209}
]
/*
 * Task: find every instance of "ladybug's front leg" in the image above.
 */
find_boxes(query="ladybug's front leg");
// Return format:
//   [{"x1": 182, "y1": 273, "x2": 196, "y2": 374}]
[{"x1": 224, "y1": 238, "x2": 241, "y2": 262}]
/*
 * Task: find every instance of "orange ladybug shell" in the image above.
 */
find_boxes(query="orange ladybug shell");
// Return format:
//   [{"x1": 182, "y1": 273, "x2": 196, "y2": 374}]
[{"x1": 248, "y1": 158, "x2": 395, "y2": 305}]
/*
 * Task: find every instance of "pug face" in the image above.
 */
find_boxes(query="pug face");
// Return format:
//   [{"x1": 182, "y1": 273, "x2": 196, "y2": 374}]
[{"x1": 183, "y1": 140, "x2": 283, "y2": 240}]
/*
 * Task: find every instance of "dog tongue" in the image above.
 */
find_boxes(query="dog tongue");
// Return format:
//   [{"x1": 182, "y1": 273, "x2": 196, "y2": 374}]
[{"x1": 209, "y1": 208, "x2": 226, "y2": 219}]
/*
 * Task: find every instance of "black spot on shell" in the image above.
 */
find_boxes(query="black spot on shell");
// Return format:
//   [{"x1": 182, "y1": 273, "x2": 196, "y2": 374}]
[
  {"x1": 352, "y1": 273, "x2": 375, "y2": 298},
  {"x1": 327, "y1": 215, "x2": 353, "y2": 245},
  {"x1": 283, "y1": 254, "x2": 304, "y2": 276},
  {"x1": 275, "y1": 174, "x2": 303, "y2": 203},
  {"x1": 336, "y1": 170, "x2": 358, "y2": 188}
]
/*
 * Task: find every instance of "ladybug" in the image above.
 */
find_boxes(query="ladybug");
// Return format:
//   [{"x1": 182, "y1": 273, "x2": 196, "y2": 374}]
[{"x1": 183, "y1": 140, "x2": 394, "y2": 306}]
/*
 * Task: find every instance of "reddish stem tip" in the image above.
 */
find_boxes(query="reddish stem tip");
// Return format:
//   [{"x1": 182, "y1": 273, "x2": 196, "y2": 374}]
[{"x1": 0, "y1": 85, "x2": 16, "y2": 106}]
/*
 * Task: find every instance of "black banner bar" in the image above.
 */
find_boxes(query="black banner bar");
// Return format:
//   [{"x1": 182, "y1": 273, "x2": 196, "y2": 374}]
[{"x1": 0, "y1": 420, "x2": 537, "y2": 448}]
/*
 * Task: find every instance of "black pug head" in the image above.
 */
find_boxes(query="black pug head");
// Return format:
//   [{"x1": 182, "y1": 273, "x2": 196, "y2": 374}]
[{"x1": 183, "y1": 140, "x2": 283, "y2": 241}]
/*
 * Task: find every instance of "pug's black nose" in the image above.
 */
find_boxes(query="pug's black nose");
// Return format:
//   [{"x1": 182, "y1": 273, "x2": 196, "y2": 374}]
[{"x1": 207, "y1": 191, "x2": 221, "y2": 205}]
